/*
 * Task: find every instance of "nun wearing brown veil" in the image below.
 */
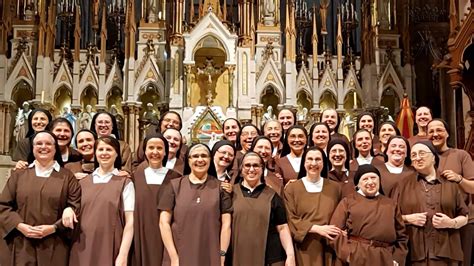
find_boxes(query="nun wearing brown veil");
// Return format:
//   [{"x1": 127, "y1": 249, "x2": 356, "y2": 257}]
[
  {"x1": 131, "y1": 133, "x2": 180, "y2": 266},
  {"x1": 330, "y1": 165, "x2": 408, "y2": 266}
]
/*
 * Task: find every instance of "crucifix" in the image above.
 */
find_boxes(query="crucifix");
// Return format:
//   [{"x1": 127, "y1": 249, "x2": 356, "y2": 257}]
[{"x1": 197, "y1": 57, "x2": 222, "y2": 105}]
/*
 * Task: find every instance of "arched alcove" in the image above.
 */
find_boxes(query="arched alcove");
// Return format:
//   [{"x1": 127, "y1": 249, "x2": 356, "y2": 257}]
[
  {"x1": 107, "y1": 87, "x2": 124, "y2": 113},
  {"x1": 260, "y1": 86, "x2": 281, "y2": 116},
  {"x1": 297, "y1": 90, "x2": 312, "y2": 112},
  {"x1": 11, "y1": 80, "x2": 34, "y2": 109},
  {"x1": 80, "y1": 86, "x2": 98, "y2": 110},
  {"x1": 380, "y1": 87, "x2": 400, "y2": 117},
  {"x1": 138, "y1": 83, "x2": 161, "y2": 120},
  {"x1": 191, "y1": 35, "x2": 229, "y2": 108},
  {"x1": 54, "y1": 86, "x2": 72, "y2": 116},
  {"x1": 319, "y1": 90, "x2": 337, "y2": 110}
]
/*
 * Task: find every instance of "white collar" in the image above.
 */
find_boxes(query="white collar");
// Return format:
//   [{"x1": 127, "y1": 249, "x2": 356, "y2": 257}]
[
  {"x1": 92, "y1": 168, "x2": 119, "y2": 179},
  {"x1": 29, "y1": 160, "x2": 61, "y2": 171},
  {"x1": 302, "y1": 176, "x2": 324, "y2": 192},
  {"x1": 385, "y1": 162, "x2": 403, "y2": 174},
  {"x1": 29, "y1": 160, "x2": 61, "y2": 178},
  {"x1": 356, "y1": 154, "x2": 373, "y2": 165}
]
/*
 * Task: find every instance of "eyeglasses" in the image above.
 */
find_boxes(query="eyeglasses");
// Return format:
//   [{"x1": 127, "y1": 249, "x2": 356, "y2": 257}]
[
  {"x1": 217, "y1": 150, "x2": 234, "y2": 157},
  {"x1": 189, "y1": 153, "x2": 210, "y2": 159},
  {"x1": 410, "y1": 151, "x2": 432, "y2": 160},
  {"x1": 33, "y1": 141, "x2": 54, "y2": 147},
  {"x1": 243, "y1": 163, "x2": 262, "y2": 170}
]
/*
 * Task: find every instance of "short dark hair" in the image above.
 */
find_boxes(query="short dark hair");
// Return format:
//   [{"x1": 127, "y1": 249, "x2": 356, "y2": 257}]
[
  {"x1": 94, "y1": 136, "x2": 122, "y2": 170},
  {"x1": 281, "y1": 125, "x2": 308, "y2": 157}
]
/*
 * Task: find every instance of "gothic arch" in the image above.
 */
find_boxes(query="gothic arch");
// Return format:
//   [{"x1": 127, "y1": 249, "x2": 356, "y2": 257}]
[
  {"x1": 54, "y1": 86, "x2": 72, "y2": 116},
  {"x1": 11, "y1": 80, "x2": 34, "y2": 108},
  {"x1": 260, "y1": 85, "x2": 281, "y2": 114},
  {"x1": 380, "y1": 86, "x2": 401, "y2": 117},
  {"x1": 319, "y1": 90, "x2": 337, "y2": 110}
]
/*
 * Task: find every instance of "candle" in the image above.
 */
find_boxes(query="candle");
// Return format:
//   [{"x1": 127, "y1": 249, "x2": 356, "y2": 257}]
[
  {"x1": 41, "y1": 90, "x2": 45, "y2": 104},
  {"x1": 353, "y1": 92, "x2": 357, "y2": 109}
]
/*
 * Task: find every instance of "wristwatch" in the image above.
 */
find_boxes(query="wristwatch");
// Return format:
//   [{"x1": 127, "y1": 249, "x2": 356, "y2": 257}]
[{"x1": 219, "y1": 250, "x2": 227, "y2": 256}]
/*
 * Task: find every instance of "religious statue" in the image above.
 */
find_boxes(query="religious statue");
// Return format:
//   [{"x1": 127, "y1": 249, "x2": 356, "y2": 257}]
[
  {"x1": 79, "y1": 104, "x2": 95, "y2": 130},
  {"x1": 143, "y1": 103, "x2": 159, "y2": 122},
  {"x1": 147, "y1": 0, "x2": 158, "y2": 22},
  {"x1": 320, "y1": 0, "x2": 331, "y2": 33},
  {"x1": 13, "y1": 102, "x2": 31, "y2": 143},
  {"x1": 110, "y1": 104, "x2": 119, "y2": 116},
  {"x1": 261, "y1": 0, "x2": 276, "y2": 25},
  {"x1": 261, "y1": 105, "x2": 275, "y2": 126},
  {"x1": 63, "y1": 106, "x2": 77, "y2": 133},
  {"x1": 297, "y1": 107, "x2": 308, "y2": 121}
]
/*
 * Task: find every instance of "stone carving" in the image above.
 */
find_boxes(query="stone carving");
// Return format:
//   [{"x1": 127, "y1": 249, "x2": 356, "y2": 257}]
[
  {"x1": 13, "y1": 102, "x2": 31, "y2": 142},
  {"x1": 79, "y1": 104, "x2": 95, "y2": 130}
]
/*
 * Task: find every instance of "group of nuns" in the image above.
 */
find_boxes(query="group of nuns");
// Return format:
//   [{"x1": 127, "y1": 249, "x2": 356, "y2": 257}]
[{"x1": 1, "y1": 105, "x2": 473, "y2": 266}]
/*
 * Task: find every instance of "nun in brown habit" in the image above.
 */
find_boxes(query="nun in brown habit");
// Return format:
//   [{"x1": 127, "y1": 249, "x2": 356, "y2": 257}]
[
  {"x1": 397, "y1": 141, "x2": 468, "y2": 265},
  {"x1": 0, "y1": 131, "x2": 81, "y2": 266},
  {"x1": 249, "y1": 136, "x2": 284, "y2": 196},
  {"x1": 330, "y1": 164, "x2": 408, "y2": 266},
  {"x1": 158, "y1": 143, "x2": 232, "y2": 266},
  {"x1": 69, "y1": 136, "x2": 135, "y2": 266},
  {"x1": 284, "y1": 146, "x2": 342, "y2": 266},
  {"x1": 131, "y1": 133, "x2": 181, "y2": 266},
  {"x1": 230, "y1": 152, "x2": 295, "y2": 266}
]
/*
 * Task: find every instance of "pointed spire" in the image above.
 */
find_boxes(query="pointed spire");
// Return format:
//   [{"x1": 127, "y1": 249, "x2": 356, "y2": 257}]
[
  {"x1": 125, "y1": 0, "x2": 137, "y2": 58},
  {"x1": 312, "y1": 4, "x2": 318, "y2": 66},
  {"x1": 74, "y1": 2, "x2": 81, "y2": 61},
  {"x1": 100, "y1": 1, "x2": 107, "y2": 62},
  {"x1": 190, "y1": 0, "x2": 195, "y2": 22},
  {"x1": 290, "y1": 0, "x2": 297, "y2": 61},
  {"x1": 250, "y1": 0, "x2": 255, "y2": 56},
  {"x1": 37, "y1": 0, "x2": 47, "y2": 56},
  {"x1": 336, "y1": 9, "x2": 343, "y2": 68},
  {"x1": 285, "y1": 1, "x2": 291, "y2": 60}
]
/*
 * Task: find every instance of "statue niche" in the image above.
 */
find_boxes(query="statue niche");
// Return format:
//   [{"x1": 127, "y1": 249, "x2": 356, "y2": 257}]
[{"x1": 191, "y1": 38, "x2": 229, "y2": 108}]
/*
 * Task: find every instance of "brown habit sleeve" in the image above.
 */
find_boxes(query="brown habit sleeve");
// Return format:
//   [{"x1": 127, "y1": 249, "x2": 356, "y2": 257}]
[
  {"x1": 283, "y1": 183, "x2": 313, "y2": 243},
  {"x1": 0, "y1": 171, "x2": 24, "y2": 238}
]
